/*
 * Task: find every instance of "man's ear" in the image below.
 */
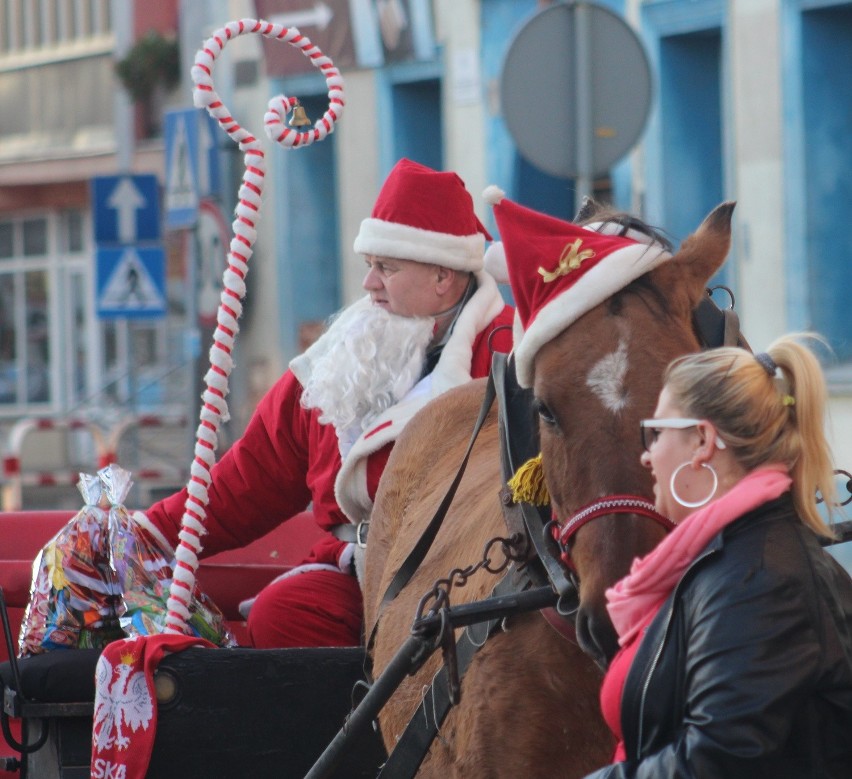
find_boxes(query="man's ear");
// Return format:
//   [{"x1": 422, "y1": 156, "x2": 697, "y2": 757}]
[{"x1": 435, "y1": 265, "x2": 454, "y2": 295}]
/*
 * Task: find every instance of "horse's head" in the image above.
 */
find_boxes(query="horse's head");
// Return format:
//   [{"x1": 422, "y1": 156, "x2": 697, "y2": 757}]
[
  {"x1": 494, "y1": 194, "x2": 735, "y2": 667},
  {"x1": 539, "y1": 201, "x2": 734, "y2": 665}
]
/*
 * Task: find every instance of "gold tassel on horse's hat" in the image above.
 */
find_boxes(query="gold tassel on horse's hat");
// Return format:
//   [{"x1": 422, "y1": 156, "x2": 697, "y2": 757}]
[{"x1": 507, "y1": 453, "x2": 550, "y2": 506}]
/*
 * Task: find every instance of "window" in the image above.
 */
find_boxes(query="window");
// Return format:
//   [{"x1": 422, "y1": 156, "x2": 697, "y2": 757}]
[
  {"x1": 0, "y1": 210, "x2": 85, "y2": 407},
  {"x1": 22, "y1": 217, "x2": 48, "y2": 256},
  {"x1": 0, "y1": 0, "x2": 112, "y2": 58},
  {"x1": 0, "y1": 207, "x2": 183, "y2": 424},
  {"x1": 0, "y1": 222, "x2": 12, "y2": 257},
  {"x1": 0, "y1": 272, "x2": 17, "y2": 403},
  {"x1": 24, "y1": 270, "x2": 49, "y2": 402},
  {"x1": 65, "y1": 209, "x2": 84, "y2": 252},
  {"x1": 0, "y1": 217, "x2": 49, "y2": 405}
]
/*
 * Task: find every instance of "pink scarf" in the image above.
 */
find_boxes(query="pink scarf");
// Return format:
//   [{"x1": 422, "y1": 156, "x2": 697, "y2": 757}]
[{"x1": 606, "y1": 464, "x2": 791, "y2": 647}]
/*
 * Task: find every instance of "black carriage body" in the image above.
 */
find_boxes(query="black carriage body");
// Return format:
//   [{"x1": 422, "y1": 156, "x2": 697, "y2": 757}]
[{"x1": 2, "y1": 645, "x2": 386, "y2": 778}]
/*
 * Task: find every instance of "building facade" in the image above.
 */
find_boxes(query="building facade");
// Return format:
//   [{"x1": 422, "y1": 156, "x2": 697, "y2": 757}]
[{"x1": 1, "y1": 0, "x2": 851, "y2": 501}]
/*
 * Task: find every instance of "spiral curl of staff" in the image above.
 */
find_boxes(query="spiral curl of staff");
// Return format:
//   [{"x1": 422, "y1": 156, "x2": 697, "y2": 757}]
[{"x1": 163, "y1": 18, "x2": 345, "y2": 635}]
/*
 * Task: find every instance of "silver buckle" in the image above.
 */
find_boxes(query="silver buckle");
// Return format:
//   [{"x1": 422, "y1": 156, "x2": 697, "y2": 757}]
[{"x1": 355, "y1": 520, "x2": 370, "y2": 548}]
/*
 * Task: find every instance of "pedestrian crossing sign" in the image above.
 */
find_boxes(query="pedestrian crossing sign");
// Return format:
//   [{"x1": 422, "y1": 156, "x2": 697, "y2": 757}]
[
  {"x1": 164, "y1": 108, "x2": 221, "y2": 229},
  {"x1": 96, "y1": 246, "x2": 166, "y2": 318}
]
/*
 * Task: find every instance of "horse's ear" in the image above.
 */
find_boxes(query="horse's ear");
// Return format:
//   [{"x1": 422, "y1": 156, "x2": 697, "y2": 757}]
[
  {"x1": 671, "y1": 201, "x2": 736, "y2": 304},
  {"x1": 573, "y1": 196, "x2": 604, "y2": 223},
  {"x1": 699, "y1": 200, "x2": 736, "y2": 237}
]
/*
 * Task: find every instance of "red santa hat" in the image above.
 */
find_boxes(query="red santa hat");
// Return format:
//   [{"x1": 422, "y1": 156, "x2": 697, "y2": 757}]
[
  {"x1": 353, "y1": 158, "x2": 491, "y2": 272},
  {"x1": 483, "y1": 186, "x2": 672, "y2": 388}
]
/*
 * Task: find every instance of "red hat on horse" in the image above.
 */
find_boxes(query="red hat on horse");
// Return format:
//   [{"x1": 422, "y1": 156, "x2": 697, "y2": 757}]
[{"x1": 483, "y1": 187, "x2": 672, "y2": 387}]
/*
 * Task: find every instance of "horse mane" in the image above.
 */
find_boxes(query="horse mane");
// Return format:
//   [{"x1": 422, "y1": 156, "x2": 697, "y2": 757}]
[
  {"x1": 571, "y1": 198, "x2": 677, "y2": 320},
  {"x1": 574, "y1": 197, "x2": 675, "y2": 252},
  {"x1": 611, "y1": 273, "x2": 672, "y2": 320}
]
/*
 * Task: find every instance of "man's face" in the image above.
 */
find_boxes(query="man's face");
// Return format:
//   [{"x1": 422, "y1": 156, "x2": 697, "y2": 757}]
[{"x1": 362, "y1": 255, "x2": 445, "y2": 318}]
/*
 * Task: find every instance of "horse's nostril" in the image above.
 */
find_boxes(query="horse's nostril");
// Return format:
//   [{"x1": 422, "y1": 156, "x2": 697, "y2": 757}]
[{"x1": 576, "y1": 607, "x2": 619, "y2": 670}]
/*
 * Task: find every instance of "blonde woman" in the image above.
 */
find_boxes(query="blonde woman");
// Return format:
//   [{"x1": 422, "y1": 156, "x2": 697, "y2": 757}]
[{"x1": 586, "y1": 335, "x2": 852, "y2": 778}]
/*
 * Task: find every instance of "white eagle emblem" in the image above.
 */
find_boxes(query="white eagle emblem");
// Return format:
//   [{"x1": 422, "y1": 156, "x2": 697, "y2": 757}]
[{"x1": 92, "y1": 648, "x2": 154, "y2": 752}]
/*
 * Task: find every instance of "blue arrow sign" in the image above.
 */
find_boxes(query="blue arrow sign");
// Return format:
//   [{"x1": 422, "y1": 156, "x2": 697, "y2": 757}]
[
  {"x1": 96, "y1": 246, "x2": 166, "y2": 318},
  {"x1": 91, "y1": 174, "x2": 160, "y2": 245},
  {"x1": 197, "y1": 110, "x2": 221, "y2": 199},
  {"x1": 165, "y1": 108, "x2": 221, "y2": 229}
]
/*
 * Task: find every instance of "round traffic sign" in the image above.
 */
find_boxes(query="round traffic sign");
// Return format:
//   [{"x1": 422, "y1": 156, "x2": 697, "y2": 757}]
[{"x1": 500, "y1": 2, "x2": 653, "y2": 178}]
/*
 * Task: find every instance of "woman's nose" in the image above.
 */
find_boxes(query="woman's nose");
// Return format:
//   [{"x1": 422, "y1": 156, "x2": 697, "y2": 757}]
[{"x1": 640, "y1": 449, "x2": 652, "y2": 469}]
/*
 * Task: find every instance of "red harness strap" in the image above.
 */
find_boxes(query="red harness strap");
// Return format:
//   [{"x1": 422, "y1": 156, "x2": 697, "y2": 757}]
[{"x1": 554, "y1": 494, "x2": 676, "y2": 572}]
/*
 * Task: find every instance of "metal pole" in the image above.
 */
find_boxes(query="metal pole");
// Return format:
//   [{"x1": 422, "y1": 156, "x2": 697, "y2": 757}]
[
  {"x1": 574, "y1": 1, "x2": 594, "y2": 202},
  {"x1": 111, "y1": 0, "x2": 136, "y2": 411}
]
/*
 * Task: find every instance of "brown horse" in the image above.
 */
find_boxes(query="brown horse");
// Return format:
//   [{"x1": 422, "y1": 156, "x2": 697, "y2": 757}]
[{"x1": 363, "y1": 200, "x2": 735, "y2": 777}]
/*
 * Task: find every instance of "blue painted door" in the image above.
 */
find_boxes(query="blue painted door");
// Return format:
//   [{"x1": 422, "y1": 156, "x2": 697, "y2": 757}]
[{"x1": 801, "y1": 4, "x2": 852, "y2": 358}]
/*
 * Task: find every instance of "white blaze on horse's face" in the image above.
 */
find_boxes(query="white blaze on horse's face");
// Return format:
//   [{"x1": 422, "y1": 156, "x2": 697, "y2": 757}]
[{"x1": 586, "y1": 337, "x2": 630, "y2": 412}]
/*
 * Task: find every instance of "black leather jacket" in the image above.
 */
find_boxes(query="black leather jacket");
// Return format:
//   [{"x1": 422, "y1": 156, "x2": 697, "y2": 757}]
[{"x1": 584, "y1": 495, "x2": 852, "y2": 778}]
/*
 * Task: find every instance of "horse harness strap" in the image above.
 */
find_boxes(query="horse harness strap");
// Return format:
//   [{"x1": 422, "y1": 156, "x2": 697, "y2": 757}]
[
  {"x1": 492, "y1": 352, "x2": 577, "y2": 600},
  {"x1": 555, "y1": 495, "x2": 675, "y2": 572},
  {"x1": 377, "y1": 572, "x2": 554, "y2": 778},
  {"x1": 374, "y1": 356, "x2": 564, "y2": 779},
  {"x1": 367, "y1": 372, "x2": 498, "y2": 651},
  {"x1": 693, "y1": 291, "x2": 749, "y2": 350}
]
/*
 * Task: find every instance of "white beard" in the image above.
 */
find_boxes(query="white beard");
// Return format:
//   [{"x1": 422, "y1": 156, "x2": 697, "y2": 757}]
[{"x1": 294, "y1": 298, "x2": 435, "y2": 447}]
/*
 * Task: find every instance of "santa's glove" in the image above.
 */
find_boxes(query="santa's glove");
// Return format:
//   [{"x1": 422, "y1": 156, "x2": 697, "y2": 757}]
[{"x1": 337, "y1": 542, "x2": 356, "y2": 576}]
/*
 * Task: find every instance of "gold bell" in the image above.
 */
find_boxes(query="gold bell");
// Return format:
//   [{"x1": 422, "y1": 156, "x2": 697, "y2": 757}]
[{"x1": 289, "y1": 103, "x2": 311, "y2": 127}]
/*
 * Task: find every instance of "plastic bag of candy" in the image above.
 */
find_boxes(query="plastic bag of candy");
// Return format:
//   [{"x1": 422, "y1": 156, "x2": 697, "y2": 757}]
[{"x1": 18, "y1": 464, "x2": 235, "y2": 656}]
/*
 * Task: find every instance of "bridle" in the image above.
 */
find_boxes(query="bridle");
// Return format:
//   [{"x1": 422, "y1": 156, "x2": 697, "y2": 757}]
[
  {"x1": 543, "y1": 286, "x2": 745, "y2": 579},
  {"x1": 554, "y1": 495, "x2": 676, "y2": 573},
  {"x1": 545, "y1": 287, "x2": 745, "y2": 578}
]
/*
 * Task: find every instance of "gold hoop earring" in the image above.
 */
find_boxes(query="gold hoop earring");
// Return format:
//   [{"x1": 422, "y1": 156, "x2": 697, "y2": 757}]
[{"x1": 670, "y1": 462, "x2": 718, "y2": 508}]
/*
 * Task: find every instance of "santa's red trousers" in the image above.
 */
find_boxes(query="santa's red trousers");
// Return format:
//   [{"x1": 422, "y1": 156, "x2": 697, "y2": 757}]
[{"x1": 247, "y1": 569, "x2": 363, "y2": 648}]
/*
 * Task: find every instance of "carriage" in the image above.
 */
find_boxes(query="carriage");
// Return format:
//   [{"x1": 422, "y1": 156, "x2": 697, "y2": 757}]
[{"x1": 3, "y1": 196, "x2": 852, "y2": 778}]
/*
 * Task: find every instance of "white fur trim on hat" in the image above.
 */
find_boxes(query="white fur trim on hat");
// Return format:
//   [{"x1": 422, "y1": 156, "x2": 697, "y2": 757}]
[
  {"x1": 483, "y1": 185, "x2": 506, "y2": 205},
  {"x1": 514, "y1": 242, "x2": 672, "y2": 387},
  {"x1": 354, "y1": 218, "x2": 485, "y2": 272},
  {"x1": 483, "y1": 241, "x2": 509, "y2": 284}
]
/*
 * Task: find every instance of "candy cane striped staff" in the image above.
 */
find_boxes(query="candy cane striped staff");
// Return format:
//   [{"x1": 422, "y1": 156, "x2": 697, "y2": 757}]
[{"x1": 163, "y1": 18, "x2": 344, "y2": 635}]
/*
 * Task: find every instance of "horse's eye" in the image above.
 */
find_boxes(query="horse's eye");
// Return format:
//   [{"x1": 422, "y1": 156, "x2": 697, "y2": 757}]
[{"x1": 534, "y1": 399, "x2": 556, "y2": 426}]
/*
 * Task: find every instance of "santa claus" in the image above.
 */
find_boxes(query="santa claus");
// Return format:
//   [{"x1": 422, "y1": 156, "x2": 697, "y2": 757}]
[{"x1": 138, "y1": 158, "x2": 513, "y2": 648}]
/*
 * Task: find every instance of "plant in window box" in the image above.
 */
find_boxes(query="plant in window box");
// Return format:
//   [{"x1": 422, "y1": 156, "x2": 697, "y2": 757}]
[{"x1": 115, "y1": 31, "x2": 180, "y2": 136}]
